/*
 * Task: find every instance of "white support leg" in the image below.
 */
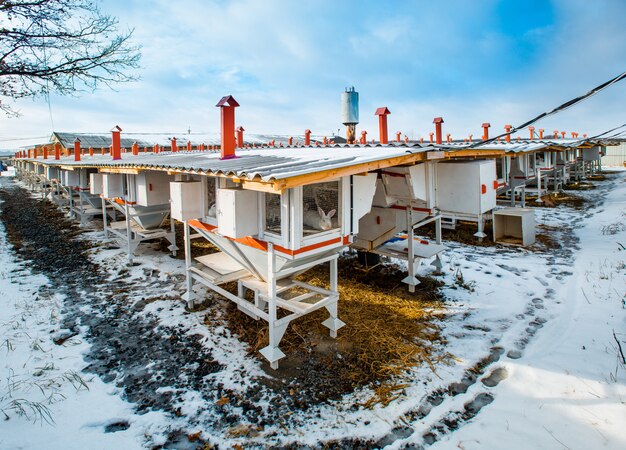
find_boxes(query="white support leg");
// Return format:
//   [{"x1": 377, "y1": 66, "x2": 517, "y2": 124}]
[
  {"x1": 402, "y1": 208, "x2": 420, "y2": 292},
  {"x1": 69, "y1": 188, "x2": 74, "y2": 219},
  {"x1": 321, "y1": 257, "x2": 345, "y2": 337},
  {"x1": 102, "y1": 197, "x2": 109, "y2": 238},
  {"x1": 535, "y1": 168, "x2": 543, "y2": 203},
  {"x1": 170, "y1": 218, "x2": 177, "y2": 256},
  {"x1": 435, "y1": 215, "x2": 442, "y2": 245},
  {"x1": 259, "y1": 243, "x2": 286, "y2": 369},
  {"x1": 182, "y1": 220, "x2": 197, "y2": 307},
  {"x1": 474, "y1": 214, "x2": 487, "y2": 239},
  {"x1": 521, "y1": 185, "x2": 526, "y2": 208},
  {"x1": 124, "y1": 201, "x2": 133, "y2": 263}
]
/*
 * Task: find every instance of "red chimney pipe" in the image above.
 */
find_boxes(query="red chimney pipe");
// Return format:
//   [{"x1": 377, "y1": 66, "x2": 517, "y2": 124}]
[
  {"x1": 553, "y1": 130, "x2": 559, "y2": 138},
  {"x1": 304, "y1": 129, "x2": 311, "y2": 146},
  {"x1": 528, "y1": 126, "x2": 535, "y2": 140},
  {"x1": 216, "y1": 95, "x2": 239, "y2": 160},
  {"x1": 360, "y1": 130, "x2": 367, "y2": 144},
  {"x1": 429, "y1": 132, "x2": 434, "y2": 143},
  {"x1": 504, "y1": 125, "x2": 512, "y2": 143},
  {"x1": 111, "y1": 126, "x2": 122, "y2": 160},
  {"x1": 89, "y1": 147, "x2": 94, "y2": 157},
  {"x1": 33, "y1": 147, "x2": 38, "y2": 159},
  {"x1": 538, "y1": 129, "x2": 544, "y2": 139},
  {"x1": 482, "y1": 123, "x2": 491, "y2": 141},
  {"x1": 375, "y1": 107, "x2": 391, "y2": 144},
  {"x1": 101, "y1": 147, "x2": 105, "y2": 155},
  {"x1": 395, "y1": 131, "x2": 401, "y2": 142},
  {"x1": 132, "y1": 142, "x2": 139, "y2": 156},
  {"x1": 433, "y1": 117, "x2": 444, "y2": 144},
  {"x1": 288, "y1": 137, "x2": 293, "y2": 146},
  {"x1": 171, "y1": 137, "x2": 178, "y2": 152},
  {"x1": 74, "y1": 138, "x2": 81, "y2": 162},
  {"x1": 43, "y1": 146, "x2": 48, "y2": 159},
  {"x1": 446, "y1": 133, "x2": 451, "y2": 143},
  {"x1": 236, "y1": 126, "x2": 244, "y2": 148},
  {"x1": 561, "y1": 131, "x2": 566, "y2": 139}
]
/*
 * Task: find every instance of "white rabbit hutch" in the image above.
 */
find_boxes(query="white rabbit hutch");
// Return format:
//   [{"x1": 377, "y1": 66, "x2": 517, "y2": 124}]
[
  {"x1": 93, "y1": 169, "x2": 177, "y2": 262},
  {"x1": 352, "y1": 161, "x2": 445, "y2": 291},
  {"x1": 166, "y1": 144, "x2": 443, "y2": 368}
]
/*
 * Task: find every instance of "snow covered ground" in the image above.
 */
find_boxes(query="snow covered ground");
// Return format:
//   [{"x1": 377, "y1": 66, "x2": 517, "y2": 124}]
[{"x1": 0, "y1": 171, "x2": 624, "y2": 449}]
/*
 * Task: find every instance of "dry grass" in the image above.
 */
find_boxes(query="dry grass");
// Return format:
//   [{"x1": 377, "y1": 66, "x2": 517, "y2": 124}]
[{"x1": 216, "y1": 255, "x2": 451, "y2": 406}]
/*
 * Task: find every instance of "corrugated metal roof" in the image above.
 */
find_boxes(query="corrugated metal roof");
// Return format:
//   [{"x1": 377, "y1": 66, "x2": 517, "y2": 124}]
[{"x1": 25, "y1": 144, "x2": 434, "y2": 182}]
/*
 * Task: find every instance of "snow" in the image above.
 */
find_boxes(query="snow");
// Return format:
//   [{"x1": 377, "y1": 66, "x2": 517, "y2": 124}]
[
  {"x1": 0, "y1": 220, "x2": 158, "y2": 450},
  {"x1": 0, "y1": 171, "x2": 625, "y2": 449}
]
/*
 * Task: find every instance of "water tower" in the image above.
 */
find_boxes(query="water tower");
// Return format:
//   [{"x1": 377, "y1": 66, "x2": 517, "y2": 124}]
[{"x1": 341, "y1": 87, "x2": 359, "y2": 144}]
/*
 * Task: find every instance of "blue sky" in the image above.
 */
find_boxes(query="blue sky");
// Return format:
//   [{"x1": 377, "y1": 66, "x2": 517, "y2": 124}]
[{"x1": 2, "y1": 0, "x2": 625, "y2": 149}]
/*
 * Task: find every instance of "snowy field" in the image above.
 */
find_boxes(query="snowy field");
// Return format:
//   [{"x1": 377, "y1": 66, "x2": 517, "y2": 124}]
[{"x1": 0, "y1": 171, "x2": 625, "y2": 449}]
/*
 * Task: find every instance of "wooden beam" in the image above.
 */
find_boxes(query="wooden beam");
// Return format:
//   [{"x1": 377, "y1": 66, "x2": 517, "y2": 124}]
[
  {"x1": 444, "y1": 149, "x2": 504, "y2": 158},
  {"x1": 272, "y1": 152, "x2": 428, "y2": 191},
  {"x1": 99, "y1": 167, "x2": 140, "y2": 175},
  {"x1": 241, "y1": 180, "x2": 281, "y2": 194},
  {"x1": 59, "y1": 165, "x2": 76, "y2": 171}
]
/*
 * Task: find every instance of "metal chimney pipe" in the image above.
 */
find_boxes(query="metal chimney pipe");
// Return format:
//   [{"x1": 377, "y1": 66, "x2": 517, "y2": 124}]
[
  {"x1": 132, "y1": 142, "x2": 139, "y2": 156},
  {"x1": 74, "y1": 138, "x2": 81, "y2": 162},
  {"x1": 216, "y1": 95, "x2": 239, "y2": 159},
  {"x1": 539, "y1": 129, "x2": 544, "y2": 139},
  {"x1": 171, "y1": 137, "x2": 178, "y2": 152},
  {"x1": 111, "y1": 126, "x2": 122, "y2": 160},
  {"x1": 375, "y1": 107, "x2": 391, "y2": 144},
  {"x1": 236, "y1": 126, "x2": 244, "y2": 148},
  {"x1": 433, "y1": 117, "x2": 444, "y2": 144},
  {"x1": 43, "y1": 146, "x2": 48, "y2": 159},
  {"x1": 89, "y1": 147, "x2": 94, "y2": 156},
  {"x1": 396, "y1": 131, "x2": 402, "y2": 142},
  {"x1": 504, "y1": 125, "x2": 512, "y2": 143},
  {"x1": 304, "y1": 129, "x2": 311, "y2": 146},
  {"x1": 528, "y1": 126, "x2": 535, "y2": 140},
  {"x1": 482, "y1": 123, "x2": 491, "y2": 141}
]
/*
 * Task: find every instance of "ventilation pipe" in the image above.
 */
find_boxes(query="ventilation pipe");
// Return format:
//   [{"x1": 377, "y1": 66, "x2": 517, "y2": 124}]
[
  {"x1": 89, "y1": 147, "x2": 94, "y2": 156},
  {"x1": 375, "y1": 107, "x2": 391, "y2": 144},
  {"x1": 395, "y1": 131, "x2": 401, "y2": 142},
  {"x1": 539, "y1": 129, "x2": 544, "y2": 139},
  {"x1": 74, "y1": 138, "x2": 81, "y2": 162},
  {"x1": 433, "y1": 117, "x2": 444, "y2": 144},
  {"x1": 360, "y1": 130, "x2": 367, "y2": 144},
  {"x1": 43, "y1": 146, "x2": 48, "y2": 159},
  {"x1": 304, "y1": 129, "x2": 311, "y2": 146},
  {"x1": 171, "y1": 137, "x2": 178, "y2": 152},
  {"x1": 132, "y1": 142, "x2": 139, "y2": 156},
  {"x1": 529, "y1": 126, "x2": 535, "y2": 140},
  {"x1": 216, "y1": 95, "x2": 239, "y2": 159},
  {"x1": 236, "y1": 126, "x2": 244, "y2": 148},
  {"x1": 111, "y1": 126, "x2": 122, "y2": 160},
  {"x1": 482, "y1": 123, "x2": 491, "y2": 141},
  {"x1": 504, "y1": 125, "x2": 512, "y2": 143}
]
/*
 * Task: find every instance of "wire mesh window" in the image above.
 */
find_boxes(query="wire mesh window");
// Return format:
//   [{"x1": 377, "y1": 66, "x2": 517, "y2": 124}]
[
  {"x1": 207, "y1": 177, "x2": 217, "y2": 218},
  {"x1": 528, "y1": 154, "x2": 536, "y2": 172},
  {"x1": 265, "y1": 193, "x2": 282, "y2": 235},
  {"x1": 302, "y1": 180, "x2": 340, "y2": 236},
  {"x1": 495, "y1": 158, "x2": 504, "y2": 179}
]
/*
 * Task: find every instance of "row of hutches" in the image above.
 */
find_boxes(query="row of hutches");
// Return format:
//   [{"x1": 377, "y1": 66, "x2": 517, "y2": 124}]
[{"x1": 10, "y1": 92, "x2": 612, "y2": 367}]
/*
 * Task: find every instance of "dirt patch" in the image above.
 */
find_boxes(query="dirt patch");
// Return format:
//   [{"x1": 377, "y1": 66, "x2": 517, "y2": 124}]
[
  {"x1": 421, "y1": 221, "x2": 496, "y2": 247},
  {"x1": 534, "y1": 191, "x2": 587, "y2": 209},
  {"x1": 217, "y1": 256, "x2": 450, "y2": 408}
]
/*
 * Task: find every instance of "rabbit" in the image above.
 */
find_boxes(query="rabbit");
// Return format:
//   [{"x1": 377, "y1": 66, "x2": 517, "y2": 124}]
[
  {"x1": 303, "y1": 207, "x2": 336, "y2": 231},
  {"x1": 208, "y1": 203, "x2": 216, "y2": 218}
]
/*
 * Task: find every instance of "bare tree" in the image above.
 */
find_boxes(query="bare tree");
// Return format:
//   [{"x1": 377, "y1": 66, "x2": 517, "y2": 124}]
[{"x1": 0, "y1": 0, "x2": 141, "y2": 116}]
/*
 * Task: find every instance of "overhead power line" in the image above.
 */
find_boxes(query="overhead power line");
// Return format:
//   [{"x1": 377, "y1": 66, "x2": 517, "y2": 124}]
[{"x1": 470, "y1": 70, "x2": 626, "y2": 148}]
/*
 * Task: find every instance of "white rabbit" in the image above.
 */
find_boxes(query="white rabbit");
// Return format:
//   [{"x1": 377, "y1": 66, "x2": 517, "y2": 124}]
[
  {"x1": 208, "y1": 203, "x2": 216, "y2": 218},
  {"x1": 303, "y1": 207, "x2": 336, "y2": 231}
]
